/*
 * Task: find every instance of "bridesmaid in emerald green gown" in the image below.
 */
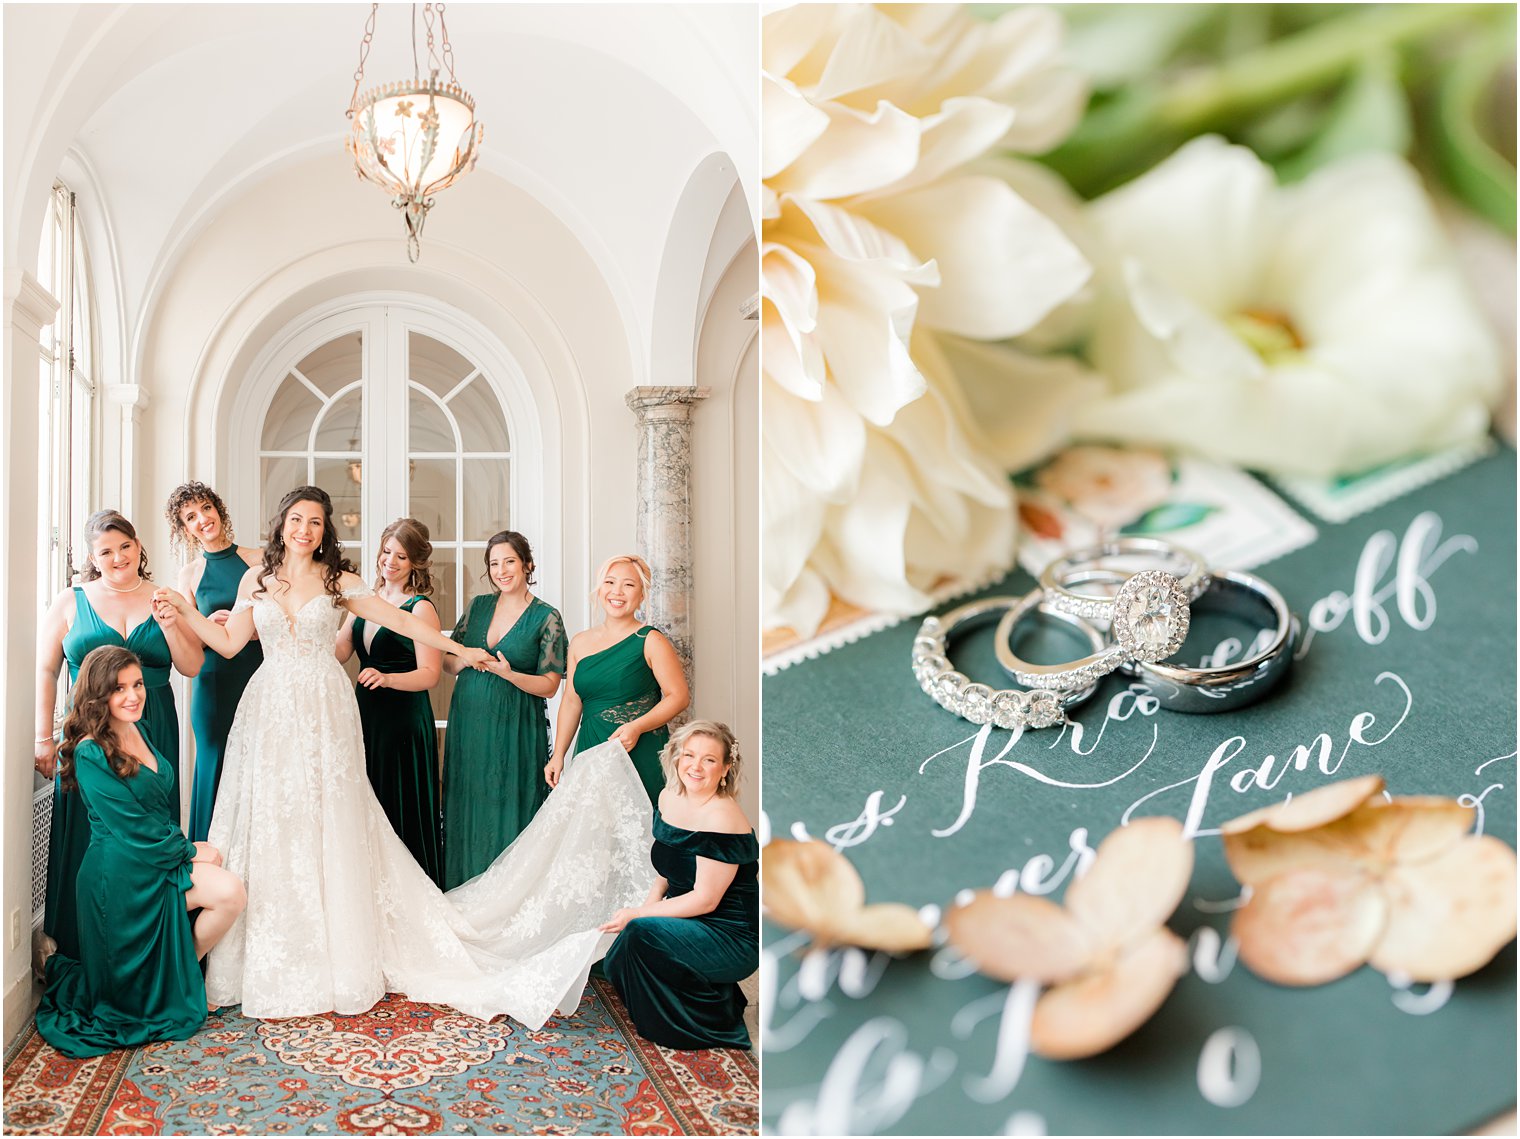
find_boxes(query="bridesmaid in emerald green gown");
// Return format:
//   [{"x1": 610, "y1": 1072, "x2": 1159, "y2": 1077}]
[
  {"x1": 34, "y1": 511, "x2": 204, "y2": 960},
  {"x1": 546, "y1": 554, "x2": 689, "y2": 803},
  {"x1": 337, "y1": 517, "x2": 445, "y2": 884},
  {"x1": 441, "y1": 531, "x2": 567, "y2": 890},
  {"x1": 37, "y1": 646, "x2": 246, "y2": 1058},
  {"x1": 167, "y1": 483, "x2": 262, "y2": 843},
  {"x1": 601, "y1": 720, "x2": 757, "y2": 1050}
]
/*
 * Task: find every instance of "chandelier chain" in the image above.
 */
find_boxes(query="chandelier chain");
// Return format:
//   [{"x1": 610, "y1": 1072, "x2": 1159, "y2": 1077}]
[
  {"x1": 347, "y1": 2, "x2": 379, "y2": 116},
  {"x1": 437, "y1": 5, "x2": 458, "y2": 83},
  {"x1": 411, "y1": 3, "x2": 420, "y2": 83}
]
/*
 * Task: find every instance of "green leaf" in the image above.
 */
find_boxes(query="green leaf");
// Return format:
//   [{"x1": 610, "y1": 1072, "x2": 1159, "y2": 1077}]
[
  {"x1": 1276, "y1": 50, "x2": 1411, "y2": 181},
  {"x1": 1430, "y1": 11, "x2": 1518, "y2": 235},
  {"x1": 1119, "y1": 503, "x2": 1218, "y2": 535}
]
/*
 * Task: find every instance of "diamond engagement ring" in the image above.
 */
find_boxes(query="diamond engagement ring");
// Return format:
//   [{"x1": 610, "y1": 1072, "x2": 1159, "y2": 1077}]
[
  {"x1": 1040, "y1": 537, "x2": 1208, "y2": 648},
  {"x1": 912, "y1": 595, "x2": 1104, "y2": 730},
  {"x1": 1120, "y1": 568, "x2": 1298, "y2": 713}
]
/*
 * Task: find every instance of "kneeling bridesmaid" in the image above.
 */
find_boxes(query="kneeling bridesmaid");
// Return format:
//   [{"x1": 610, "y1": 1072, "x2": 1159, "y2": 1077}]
[
  {"x1": 37, "y1": 646, "x2": 246, "y2": 1058},
  {"x1": 601, "y1": 720, "x2": 757, "y2": 1050}
]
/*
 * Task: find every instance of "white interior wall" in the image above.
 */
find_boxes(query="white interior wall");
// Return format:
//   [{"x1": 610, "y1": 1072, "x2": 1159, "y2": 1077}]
[{"x1": 692, "y1": 236, "x2": 760, "y2": 820}]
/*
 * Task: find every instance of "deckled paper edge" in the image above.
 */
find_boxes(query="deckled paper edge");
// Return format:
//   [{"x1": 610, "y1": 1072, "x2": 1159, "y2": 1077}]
[{"x1": 762, "y1": 565, "x2": 1007, "y2": 676}]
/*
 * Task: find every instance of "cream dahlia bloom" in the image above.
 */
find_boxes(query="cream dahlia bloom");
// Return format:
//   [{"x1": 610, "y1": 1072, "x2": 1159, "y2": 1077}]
[
  {"x1": 1072, "y1": 136, "x2": 1502, "y2": 475},
  {"x1": 763, "y1": 3, "x2": 1091, "y2": 633}
]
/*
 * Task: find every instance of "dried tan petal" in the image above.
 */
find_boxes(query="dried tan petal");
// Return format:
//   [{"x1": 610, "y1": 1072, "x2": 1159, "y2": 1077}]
[
  {"x1": 1351, "y1": 796, "x2": 1475, "y2": 867},
  {"x1": 1220, "y1": 775, "x2": 1385, "y2": 836},
  {"x1": 762, "y1": 840, "x2": 866, "y2": 938},
  {"x1": 946, "y1": 892, "x2": 1091, "y2": 983},
  {"x1": 1372, "y1": 835, "x2": 1518, "y2": 982},
  {"x1": 833, "y1": 903, "x2": 936, "y2": 953},
  {"x1": 1222, "y1": 817, "x2": 1371, "y2": 886},
  {"x1": 1233, "y1": 864, "x2": 1385, "y2": 986},
  {"x1": 1065, "y1": 816, "x2": 1192, "y2": 952},
  {"x1": 1029, "y1": 927, "x2": 1189, "y2": 1060}
]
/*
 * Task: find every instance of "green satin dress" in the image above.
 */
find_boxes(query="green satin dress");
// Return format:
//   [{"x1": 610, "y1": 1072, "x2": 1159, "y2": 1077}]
[
  {"x1": 36, "y1": 739, "x2": 204, "y2": 1058},
  {"x1": 189, "y1": 546, "x2": 261, "y2": 843},
  {"x1": 441, "y1": 595, "x2": 567, "y2": 890},
  {"x1": 572, "y1": 626, "x2": 669, "y2": 802},
  {"x1": 604, "y1": 811, "x2": 758, "y2": 1050},
  {"x1": 46, "y1": 589, "x2": 180, "y2": 960},
  {"x1": 353, "y1": 596, "x2": 443, "y2": 885}
]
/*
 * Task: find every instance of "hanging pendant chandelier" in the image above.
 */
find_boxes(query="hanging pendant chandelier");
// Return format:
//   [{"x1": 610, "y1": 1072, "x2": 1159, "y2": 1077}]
[{"x1": 345, "y1": 3, "x2": 484, "y2": 262}]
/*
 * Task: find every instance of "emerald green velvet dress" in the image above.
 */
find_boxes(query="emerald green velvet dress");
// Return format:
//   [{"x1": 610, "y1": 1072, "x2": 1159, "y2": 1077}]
[
  {"x1": 573, "y1": 626, "x2": 668, "y2": 802},
  {"x1": 353, "y1": 596, "x2": 443, "y2": 885},
  {"x1": 36, "y1": 739, "x2": 204, "y2": 1058},
  {"x1": 442, "y1": 595, "x2": 567, "y2": 890},
  {"x1": 189, "y1": 546, "x2": 261, "y2": 843},
  {"x1": 46, "y1": 589, "x2": 180, "y2": 960},
  {"x1": 604, "y1": 811, "x2": 758, "y2": 1050}
]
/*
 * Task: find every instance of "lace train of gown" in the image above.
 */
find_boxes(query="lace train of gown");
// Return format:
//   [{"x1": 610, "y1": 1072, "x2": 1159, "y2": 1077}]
[{"x1": 205, "y1": 588, "x2": 654, "y2": 1025}]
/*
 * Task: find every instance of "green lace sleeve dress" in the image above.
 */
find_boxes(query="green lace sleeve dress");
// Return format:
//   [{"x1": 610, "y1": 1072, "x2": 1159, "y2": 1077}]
[
  {"x1": 441, "y1": 594, "x2": 567, "y2": 890},
  {"x1": 36, "y1": 739, "x2": 205, "y2": 1058},
  {"x1": 188, "y1": 546, "x2": 262, "y2": 843},
  {"x1": 352, "y1": 595, "x2": 443, "y2": 885},
  {"x1": 603, "y1": 811, "x2": 759, "y2": 1050},
  {"x1": 571, "y1": 626, "x2": 670, "y2": 802},
  {"x1": 45, "y1": 588, "x2": 181, "y2": 960}
]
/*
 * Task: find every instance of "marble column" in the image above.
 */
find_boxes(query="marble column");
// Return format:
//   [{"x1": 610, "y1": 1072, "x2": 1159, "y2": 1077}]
[{"x1": 625, "y1": 385, "x2": 709, "y2": 695}]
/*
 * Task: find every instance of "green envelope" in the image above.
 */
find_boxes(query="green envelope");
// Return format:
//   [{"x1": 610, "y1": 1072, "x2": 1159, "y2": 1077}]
[{"x1": 762, "y1": 447, "x2": 1517, "y2": 1136}]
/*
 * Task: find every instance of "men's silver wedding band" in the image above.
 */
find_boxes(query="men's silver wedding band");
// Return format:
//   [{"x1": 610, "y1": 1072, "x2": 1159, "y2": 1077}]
[{"x1": 1119, "y1": 568, "x2": 1297, "y2": 713}]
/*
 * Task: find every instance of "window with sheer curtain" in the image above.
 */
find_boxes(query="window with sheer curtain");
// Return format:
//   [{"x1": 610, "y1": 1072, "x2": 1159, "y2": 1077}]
[
  {"x1": 34, "y1": 180, "x2": 97, "y2": 923},
  {"x1": 36, "y1": 181, "x2": 96, "y2": 607}
]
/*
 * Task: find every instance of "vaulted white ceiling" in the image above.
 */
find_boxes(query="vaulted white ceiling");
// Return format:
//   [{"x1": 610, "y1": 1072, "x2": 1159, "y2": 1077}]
[{"x1": 5, "y1": 2, "x2": 758, "y2": 380}]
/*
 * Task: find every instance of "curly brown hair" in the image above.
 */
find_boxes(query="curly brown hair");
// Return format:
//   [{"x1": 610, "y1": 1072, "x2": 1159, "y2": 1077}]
[
  {"x1": 58, "y1": 646, "x2": 147, "y2": 792},
  {"x1": 253, "y1": 486, "x2": 356, "y2": 604},
  {"x1": 376, "y1": 517, "x2": 435, "y2": 596},
  {"x1": 79, "y1": 510, "x2": 151, "y2": 583},
  {"x1": 164, "y1": 481, "x2": 235, "y2": 562}
]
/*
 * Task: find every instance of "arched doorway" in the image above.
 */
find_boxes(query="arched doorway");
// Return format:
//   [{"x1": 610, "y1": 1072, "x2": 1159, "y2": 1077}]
[{"x1": 226, "y1": 298, "x2": 547, "y2": 723}]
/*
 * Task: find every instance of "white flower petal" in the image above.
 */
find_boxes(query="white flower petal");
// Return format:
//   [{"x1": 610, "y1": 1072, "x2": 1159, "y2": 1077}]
[
  {"x1": 812, "y1": 4, "x2": 934, "y2": 104},
  {"x1": 763, "y1": 73, "x2": 832, "y2": 180},
  {"x1": 762, "y1": 434, "x2": 830, "y2": 615},
  {"x1": 856, "y1": 174, "x2": 1091, "y2": 339},
  {"x1": 787, "y1": 197, "x2": 940, "y2": 286},
  {"x1": 1000, "y1": 64, "x2": 1089, "y2": 154},
  {"x1": 762, "y1": 302, "x2": 825, "y2": 402},
  {"x1": 764, "y1": 380, "x2": 866, "y2": 502},
  {"x1": 762, "y1": 4, "x2": 844, "y2": 83},
  {"x1": 868, "y1": 95, "x2": 1016, "y2": 197},
  {"x1": 1090, "y1": 136, "x2": 1272, "y2": 314},
  {"x1": 768, "y1": 98, "x2": 922, "y2": 201},
  {"x1": 811, "y1": 247, "x2": 928, "y2": 425},
  {"x1": 762, "y1": 241, "x2": 820, "y2": 334},
  {"x1": 1118, "y1": 258, "x2": 1266, "y2": 385},
  {"x1": 933, "y1": 333, "x2": 1108, "y2": 471}
]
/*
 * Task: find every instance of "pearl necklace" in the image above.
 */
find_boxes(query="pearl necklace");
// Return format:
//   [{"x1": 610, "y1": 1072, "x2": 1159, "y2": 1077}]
[{"x1": 98, "y1": 575, "x2": 145, "y2": 594}]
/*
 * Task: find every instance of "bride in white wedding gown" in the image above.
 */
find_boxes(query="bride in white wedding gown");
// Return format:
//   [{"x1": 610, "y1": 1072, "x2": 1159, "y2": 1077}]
[{"x1": 156, "y1": 488, "x2": 654, "y2": 1026}]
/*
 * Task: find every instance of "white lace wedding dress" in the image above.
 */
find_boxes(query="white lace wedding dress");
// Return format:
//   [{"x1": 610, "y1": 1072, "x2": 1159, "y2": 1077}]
[{"x1": 204, "y1": 586, "x2": 654, "y2": 1025}]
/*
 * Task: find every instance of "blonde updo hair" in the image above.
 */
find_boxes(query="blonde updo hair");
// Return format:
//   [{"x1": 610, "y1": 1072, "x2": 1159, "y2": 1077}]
[
  {"x1": 659, "y1": 719, "x2": 741, "y2": 798},
  {"x1": 591, "y1": 554, "x2": 652, "y2": 620}
]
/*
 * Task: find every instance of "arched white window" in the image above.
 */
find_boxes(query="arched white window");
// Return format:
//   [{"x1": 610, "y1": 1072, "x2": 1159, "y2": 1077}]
[{"x1": 235, "y1": 301, "x2": 540, "y2": 724}]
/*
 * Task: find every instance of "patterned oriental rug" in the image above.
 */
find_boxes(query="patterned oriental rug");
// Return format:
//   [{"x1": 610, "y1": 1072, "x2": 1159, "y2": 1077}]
[{"x1": 2, "y1": 980, "x2": 757, "y2": 1136}]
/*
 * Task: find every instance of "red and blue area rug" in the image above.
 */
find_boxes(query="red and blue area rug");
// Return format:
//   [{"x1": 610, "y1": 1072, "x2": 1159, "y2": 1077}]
[{"x1": 2, "y1": 979, "x2": 757, "y2": 1135}]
